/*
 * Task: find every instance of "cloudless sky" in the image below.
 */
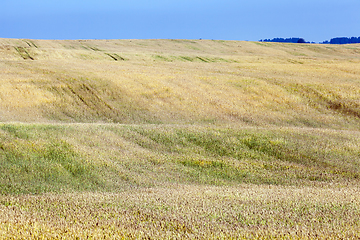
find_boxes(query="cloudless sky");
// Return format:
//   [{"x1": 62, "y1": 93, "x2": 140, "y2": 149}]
[{"x1": 1, "y1": 0, "x2": 360, "y2": 42}]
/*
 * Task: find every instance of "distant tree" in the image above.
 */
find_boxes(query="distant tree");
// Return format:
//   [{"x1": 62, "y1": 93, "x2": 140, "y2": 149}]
[{"x1": 297, "y1": 38, "x2": 306, "y2": 43}]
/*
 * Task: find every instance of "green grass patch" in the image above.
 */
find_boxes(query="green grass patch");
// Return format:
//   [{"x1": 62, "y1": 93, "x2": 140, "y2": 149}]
[
  {"x1": 1, "y1": 124, "x2": 359, "y2": 194},
  {"x1": 0, "y1": 125, "x2": 105, "y2": 194},
  {"x1": 14, "y1": 46, "x2": 34, "y2": 60},
  {"x1": 152, "y1": 55, "x2": 172, "y2": 62},
  {"x1": 126, "y1": 126, "x2": 360, "y2": 185},
  {"x1": 0, "y1": 139, "x2": 103, "y2": 194},
  {"x1": 104, "y1": 53, "x2": 126, "y2": 61},
  {"x1": 179, "y1": 56, "x2": 194, "y2": 62}
]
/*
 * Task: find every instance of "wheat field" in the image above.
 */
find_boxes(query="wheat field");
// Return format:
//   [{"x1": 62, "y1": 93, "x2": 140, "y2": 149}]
[{"x1": 0, "y1": 38, "x2": 360, "y2": 239}]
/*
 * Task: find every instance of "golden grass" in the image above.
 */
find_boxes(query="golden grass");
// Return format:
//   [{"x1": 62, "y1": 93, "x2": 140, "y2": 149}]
[
  {"x1": 1, "y1": 38, "x2": 360, "y2": 238},
  {"x1": 0, "y1": 39, "x2": 360, "y2": 127},
  {"x1": 1, "y1": 185, "x2": 360, "y2": 239}
]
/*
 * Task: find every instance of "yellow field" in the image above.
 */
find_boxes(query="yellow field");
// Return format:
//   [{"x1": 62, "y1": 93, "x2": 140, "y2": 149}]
[
  {"x1": 1, "y1": 185, "x2": 360, "y2": 239},
  {"x1": 1, "y1": 38, "x2": 360, "y2": 127},
  {"x1": 0, "y1": 39, "x2": 360, "y2": 239}
]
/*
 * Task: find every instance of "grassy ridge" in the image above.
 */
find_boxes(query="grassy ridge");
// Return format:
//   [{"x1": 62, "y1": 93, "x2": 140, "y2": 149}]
[{"x1": 1, "y1": 123, "x2": 359, "y2": 194}]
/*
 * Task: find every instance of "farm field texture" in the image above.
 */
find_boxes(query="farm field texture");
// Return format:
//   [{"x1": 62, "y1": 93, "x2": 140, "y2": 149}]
[{"x1": 0, "y1": 38, "x2": 360, "y2": 239}]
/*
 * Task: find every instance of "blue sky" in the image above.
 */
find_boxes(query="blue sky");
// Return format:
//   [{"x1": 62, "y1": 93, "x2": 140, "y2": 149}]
[{"x1": 1, "y1": 0, "x2": 360, "y2": 42}]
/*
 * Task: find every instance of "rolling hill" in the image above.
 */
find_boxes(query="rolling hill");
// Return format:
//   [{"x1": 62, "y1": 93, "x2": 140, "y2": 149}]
[
  {"x1": 0, "y1": 38, "x2": 360, "y2": 239},
  {"x1": 1, "y1": 38, "x2": 360, "y2": 127}
]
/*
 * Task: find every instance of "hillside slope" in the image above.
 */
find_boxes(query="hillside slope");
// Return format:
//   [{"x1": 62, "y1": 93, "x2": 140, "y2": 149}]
[
  {"x1": 0, "y1": 38, "x2": 360, "y2": 194},
  {"x1": 0, "y1": 39, "x2": 360, "y2": 128},
  {"x1": 1, "y1": 39, "x2": 360, "y2": 238},
  {"x1": 1, "y1": 123, "x2": 360, "y2": 195}
]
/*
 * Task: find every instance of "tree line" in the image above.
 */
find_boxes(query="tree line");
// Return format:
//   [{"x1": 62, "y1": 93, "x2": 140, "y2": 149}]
[
  {"x1": 259, "y1": 37, "x2": 360, "y2": 44},
  {"x1": 322, "y1": 37, "x2": 360, "y2": 44},
  {"x1": 260, "y1": 38, "x2": 309, "y2": 43}
]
